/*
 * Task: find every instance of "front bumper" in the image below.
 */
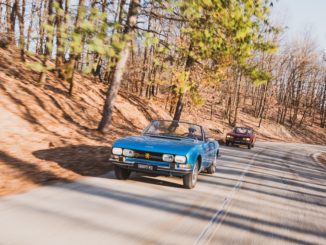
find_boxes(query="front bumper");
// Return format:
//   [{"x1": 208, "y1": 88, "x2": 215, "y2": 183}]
[
  {"x1": 109, "y1": 158, "x2": 193, "y2": 176},
  {"x1": 226, "y1": 139, "x2": 251, "y2": 145}
]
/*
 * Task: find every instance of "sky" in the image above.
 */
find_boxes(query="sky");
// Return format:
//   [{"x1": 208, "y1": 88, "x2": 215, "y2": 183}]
[{"x1": 272, "y1": 0, "x2": 326, "y2": 51}]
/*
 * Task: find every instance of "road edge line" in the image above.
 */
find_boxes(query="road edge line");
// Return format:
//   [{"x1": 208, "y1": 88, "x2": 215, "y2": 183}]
[
  {"x1": 194, "y1": 150, "x2": 264, "y2": 245},
  {"x1": 311, "y1": 152, "x2": 325, "y2": 169}
]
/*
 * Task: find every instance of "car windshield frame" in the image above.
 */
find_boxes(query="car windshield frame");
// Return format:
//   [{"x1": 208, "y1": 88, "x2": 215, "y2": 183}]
[
  {"x1": 233, "y1": 127, "x2": 253, "y2": 135},
  {"x1": 142, "y1": 120, "x2": 204, "y2": 141}
]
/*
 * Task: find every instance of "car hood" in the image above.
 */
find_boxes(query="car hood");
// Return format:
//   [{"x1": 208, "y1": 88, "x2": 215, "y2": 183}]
[
  {"x1": 227, "y1": 132, "x2": 250, "y2": 137},
  {"x1": 113, "y1": 136, "x2": 199, "y2": 155}
]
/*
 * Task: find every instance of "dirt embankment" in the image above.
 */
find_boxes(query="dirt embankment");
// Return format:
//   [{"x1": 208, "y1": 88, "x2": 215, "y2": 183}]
[
  {"x1": 0, "y1": 47, "x2": 169, "y2": 195},
  {"x1": 0, "y1": 46, "x2": 325, "y2": 196}
]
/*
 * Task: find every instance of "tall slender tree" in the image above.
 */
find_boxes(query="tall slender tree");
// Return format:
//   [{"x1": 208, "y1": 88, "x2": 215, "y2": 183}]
[{"x1": 98, "y1": 0, "x2": 140, "y2": 132}]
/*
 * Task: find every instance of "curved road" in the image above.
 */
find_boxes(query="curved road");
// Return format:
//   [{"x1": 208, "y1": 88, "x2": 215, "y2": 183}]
[{"x1": 0, "y1": 142, "x2": 325, "y2": 244}]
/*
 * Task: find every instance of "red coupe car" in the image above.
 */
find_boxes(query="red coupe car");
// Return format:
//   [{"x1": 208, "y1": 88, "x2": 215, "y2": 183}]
[{"x1": 225, "y1": 127, "x2": 256, "y2": 149}]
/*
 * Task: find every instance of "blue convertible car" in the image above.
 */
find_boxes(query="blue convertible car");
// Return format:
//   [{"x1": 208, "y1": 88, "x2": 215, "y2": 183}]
[{"x1": 109, "y1": 120, "x2": 219, "y2": 188}]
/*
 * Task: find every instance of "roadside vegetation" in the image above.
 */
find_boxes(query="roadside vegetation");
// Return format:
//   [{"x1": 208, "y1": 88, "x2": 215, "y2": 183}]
[
  {"x1": 0, "y1": 0, "x2": 325, "y2": 195},
  {"x1": 0, "y1": 0, "x2": 324, "y2": 131}
]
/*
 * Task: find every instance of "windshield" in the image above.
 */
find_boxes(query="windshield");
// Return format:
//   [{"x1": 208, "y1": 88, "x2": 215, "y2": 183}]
[
  {"x1": 233, "y1": 127, "x2": 252, "y2": 134},
  {"x1": 143, "y1": 120, "x2": 203, "y2": 141}
]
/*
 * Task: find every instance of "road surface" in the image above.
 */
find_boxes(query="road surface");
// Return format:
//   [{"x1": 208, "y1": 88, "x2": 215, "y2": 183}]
[{"x1": 0, "y1": 142, "x2": 325, "y2": 245}]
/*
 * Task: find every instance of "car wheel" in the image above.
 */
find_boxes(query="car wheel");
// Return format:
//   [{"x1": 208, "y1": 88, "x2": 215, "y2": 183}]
[
  {"x1": 183, "y1": 161, "x2": 199, "y2": 189},
  {"x1": 226, "y1": 141, "x2": 229, "y2": 146},
  {"x1": 206, "y1": 156, "x2": 217, "y2": 174},
  {"x1": 248, "y1": 144, "x2": 251, "y2": 149},
  {"x1": 206, "y1": 163, "x2": 216, "y2": 174},
  {"x1": 114, "y1": 165, "x2": 131, "y2": 180}
]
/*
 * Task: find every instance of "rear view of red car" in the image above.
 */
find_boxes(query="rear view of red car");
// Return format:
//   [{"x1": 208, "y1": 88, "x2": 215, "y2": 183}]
[{"x1": 225, "y1": 127, "x2": 256, "y2": 149}]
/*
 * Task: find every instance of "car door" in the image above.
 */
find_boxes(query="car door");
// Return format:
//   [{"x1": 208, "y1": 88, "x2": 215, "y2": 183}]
[
  {"x1": 201, "y1": 140, "x2": 210, "y2": 168},
  {"x1": 201, "y1": 128, "x2": 215, "y2": 167},
  {"x1": 208, "y1": 140, "x2": 217, "y2": 164}
]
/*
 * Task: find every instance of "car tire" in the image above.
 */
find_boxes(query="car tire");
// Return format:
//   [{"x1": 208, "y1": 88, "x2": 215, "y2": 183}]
[
  {"x1": 114, "y1": 165, "x2": 131, "y2": 180},
  {"x1": 207, "y1": 155, "x2": 217, "y2": 174},
  {"x1": 248, "y1": 144, "x2": 251, "y2": 149},
  {"x1": 183, "y1": 161, "x2": 199, "y2": 189},
  {"x1": 206, "y1": 163, "x2": 216, "y2": 174},
  {"x1": 226, "y1": 141, "x2": 229, "y2": 146}
]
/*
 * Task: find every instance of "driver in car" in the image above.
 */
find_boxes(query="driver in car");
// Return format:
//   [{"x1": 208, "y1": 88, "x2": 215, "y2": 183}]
[
  {"x1": 187, "y1": 126, "x2": 197, "y2": 139},
  {"x1": 147, "y1": 121, "x2": 161, "y2": 134}
]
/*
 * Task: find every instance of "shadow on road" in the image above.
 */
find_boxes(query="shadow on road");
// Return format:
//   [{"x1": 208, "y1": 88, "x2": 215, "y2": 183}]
[
  {"x1": 130, "y1": 173, "x2": 184, "y2": 188},
  {"x1": 0, "y1": 150, "x2": 69, "y2": 186},
  {"x1": 33, "y1": 144, "x2": 113, "y2": 176},
  {"x1": 55, "y1": 179, "x2": 323, "y2": 245},
  {"x1": 1, "y1": 143, "x2": 325, "y2": 244}
]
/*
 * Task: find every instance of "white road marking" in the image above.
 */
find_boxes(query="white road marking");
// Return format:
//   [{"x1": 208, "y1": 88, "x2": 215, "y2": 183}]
[
  {"x1": 311, "y1": 152, "x2": 325, "y2": 169},
  {"x1": 194, "y1": 151, "x2": 262, "y2": 245}
]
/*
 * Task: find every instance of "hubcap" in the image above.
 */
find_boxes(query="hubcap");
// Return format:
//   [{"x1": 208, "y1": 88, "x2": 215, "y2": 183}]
[{"x1": 192, "y1": 164, "x2": 198, "y2": 185}]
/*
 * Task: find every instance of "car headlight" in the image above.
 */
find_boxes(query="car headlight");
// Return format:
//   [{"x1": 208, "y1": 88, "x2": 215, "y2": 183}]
[
  {"x1": 175, "y1": 155, "x2": 186, "y2": 163},
  {"x1": 245, "y1": 138, "x2": 251, "y2": 141},
  {"x1": 226, "y1": 135, "x2": 233, "y2": 138},
  {"x1": 123, "y1": 149, "x2": 134, "y2": 157},
  {"x1": 162, "y1": 154, "x2": 174, "y2": 162},
  {"x1": 112, "y1": 147, "x2": 122, "y2": 155}
]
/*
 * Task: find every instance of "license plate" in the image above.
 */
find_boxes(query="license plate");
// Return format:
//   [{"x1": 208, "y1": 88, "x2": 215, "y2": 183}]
[{"x1": 138, "y1": 164, "x2": 153, "y2": 170}]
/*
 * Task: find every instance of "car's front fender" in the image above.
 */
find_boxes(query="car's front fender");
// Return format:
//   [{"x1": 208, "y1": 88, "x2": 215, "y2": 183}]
[{"x1": 186, "y1": 145, "x2": 202, "y2": 168}]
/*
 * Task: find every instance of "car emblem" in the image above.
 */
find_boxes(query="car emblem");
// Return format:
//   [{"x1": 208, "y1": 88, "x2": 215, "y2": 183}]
[{"x1": 145, "y1": 153, "x2": 150, "y2": 159}]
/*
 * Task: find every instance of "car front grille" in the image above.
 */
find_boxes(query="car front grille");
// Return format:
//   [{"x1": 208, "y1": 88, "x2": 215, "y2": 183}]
[
  {"x1": 234, "y1": 137, "x2": 248, "y2": 142},
  {"x1": 133, "y1": 150, "x2": 164, "y2": 162}
]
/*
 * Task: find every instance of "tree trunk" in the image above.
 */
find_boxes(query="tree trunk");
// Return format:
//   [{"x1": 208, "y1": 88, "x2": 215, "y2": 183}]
[
  {"x1": 9, "y1": 0, "x2": 17, "y2": 43},
  {"x1": 320, "y1": 81, "x2": 326, "y2": 128},
  {"x1": 26, "y1": 2, "x2": 36, "y2": 51},
  {"x1": 97, "y1": 0, "x2": 140, "y2": 132},
  {"x1": 139, "y1": 8, "x2": 152, "y2": 96},
  {"x1": 18, "y1": 0, "x2": 26, "y2": 61},
  {"x1": 232, "y1": 75, "x2": 241, "y2": 126},
  {"x1": 172, "y1": 42, "x2": 194, "y2": 121},
  {"x1": 229, "y1": 69, "x2": 243, "y2": 126},
  {"x1": 258, "y1": 85, "x2": 269, "y2": 128},
  {"x1": 6, "y1": 0, "x2": 14, "y2": 42},
  {"x1": 210, "y1": 101, "x2": 214, "y2": 120},
  {"x1": 66, "y1": 0, "x2": 85, "y2": 96},
  {"x1": 104, "y1": 0, "x2": 126, "y2": 85},
  {"x1": 38, "y1": 0, "x2": 48, "y2": 54},
  {"x1": 38, "y1": 0, "x2": 54, "y2": 85},
  {"x1": 55, "y1": 0, "x2": 65, "y2": 78},
  {"x1": 173, "y1": 91, "x2": 185, "y2": 121}
]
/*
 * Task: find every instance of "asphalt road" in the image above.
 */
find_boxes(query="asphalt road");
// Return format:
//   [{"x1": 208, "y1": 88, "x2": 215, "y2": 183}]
[{"x1": 0, "y1": 142, "x2": 325, "y2": 245}]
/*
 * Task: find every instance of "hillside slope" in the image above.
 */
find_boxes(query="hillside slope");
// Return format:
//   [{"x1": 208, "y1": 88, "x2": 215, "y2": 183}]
[
  {"x1": 0, "y1": 47, "x2": 171, "y2": 195},
  {"x1": 0, "y1": 47, "x2": 325, "y2": 196}
]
